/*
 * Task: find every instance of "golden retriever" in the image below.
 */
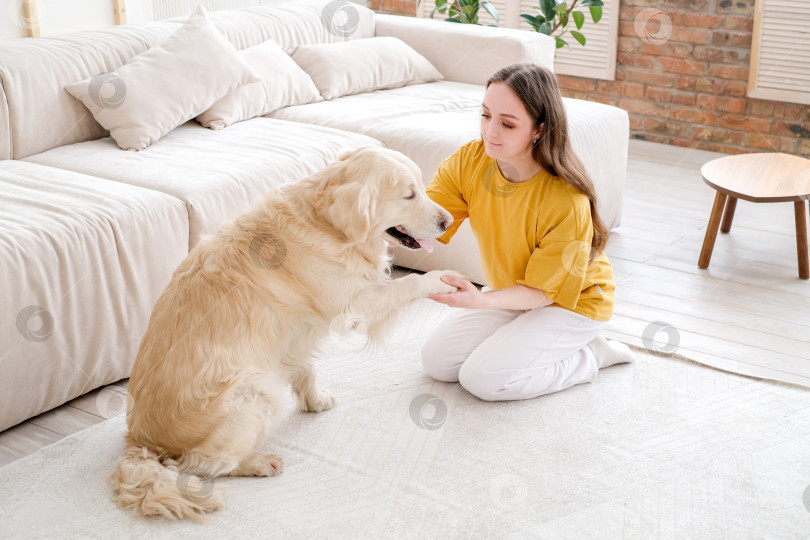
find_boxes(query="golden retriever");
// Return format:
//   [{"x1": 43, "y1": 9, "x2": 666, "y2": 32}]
[{"x1": 109, "y1": 146, "x2": 461, "y2": 521}]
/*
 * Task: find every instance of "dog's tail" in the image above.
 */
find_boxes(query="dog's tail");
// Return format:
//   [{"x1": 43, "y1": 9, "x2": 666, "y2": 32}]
[{"x1": 109, "y1": 443, "x2": 224, "y2": 522}]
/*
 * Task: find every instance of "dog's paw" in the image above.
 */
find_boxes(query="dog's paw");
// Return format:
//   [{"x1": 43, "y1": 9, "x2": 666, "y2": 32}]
[
  {"x1": 229, "y1": 453, "x2": 285, "y2": 477},
  {"x1": 256, "y1": 453, "x2": 285, "y2": 476},
  {"x1": 423, "y1": 270, "x2": 466, "y2": 295},
  {"x1": 301, "y1": 387, "x2": 336, "y2": 413}
]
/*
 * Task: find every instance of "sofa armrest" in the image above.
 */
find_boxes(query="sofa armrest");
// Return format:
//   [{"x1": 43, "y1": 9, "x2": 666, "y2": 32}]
[
  {"x1": 374, "y1": 14, "x2": 556, "y2": 85},
  {"x1": 0, "y1": 70, "x2": 12, "y2": 160}
]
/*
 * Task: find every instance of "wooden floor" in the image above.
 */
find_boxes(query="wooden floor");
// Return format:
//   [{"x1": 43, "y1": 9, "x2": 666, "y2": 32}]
[
  {"x1": 603, "y1": 140, "x2": 810, "y2": 387},
  {"x1": 1, "y1": 139, "x2": 808, "y2": 468}
]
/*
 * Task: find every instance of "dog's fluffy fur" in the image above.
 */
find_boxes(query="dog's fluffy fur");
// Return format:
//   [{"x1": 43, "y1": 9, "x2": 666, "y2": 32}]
[{"x1": 109, "y1": 147, "x2": 461, "y2": 521}]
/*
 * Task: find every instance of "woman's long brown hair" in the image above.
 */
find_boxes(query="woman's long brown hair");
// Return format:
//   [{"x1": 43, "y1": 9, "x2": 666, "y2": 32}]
[{"x1": 487, "y1": 63, "x2": 608, "y2": 257}]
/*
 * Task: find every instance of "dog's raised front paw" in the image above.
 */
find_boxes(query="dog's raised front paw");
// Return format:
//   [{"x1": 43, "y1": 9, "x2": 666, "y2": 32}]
[
  {"x1": 301, "y1": 387, "x2": 336, "y2": 413},
  {"x1": 423, "y1": 270, "x2": 466, "y2": 296}
]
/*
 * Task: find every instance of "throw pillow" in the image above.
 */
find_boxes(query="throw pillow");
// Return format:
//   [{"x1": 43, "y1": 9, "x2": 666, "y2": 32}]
[
  {"x1": 197, "y1": 40, "x2": 322, "y2": 130},
  {"x1": 64, "y1": 6, "x2": 259, "y2": 151},
  {"x1": 291, "y1": 36, "x2": 443, "y2": 100}
]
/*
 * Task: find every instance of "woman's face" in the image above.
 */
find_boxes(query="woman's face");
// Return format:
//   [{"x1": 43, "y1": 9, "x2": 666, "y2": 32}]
[{"x1": 480, "y1": 82, "x2": 541, "y2": 162}]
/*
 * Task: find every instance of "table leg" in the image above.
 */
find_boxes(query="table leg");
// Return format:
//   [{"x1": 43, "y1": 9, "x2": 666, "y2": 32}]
[
  {"x1": 720, "y1": 196, "x2": 737, "y2": 233},
  {"x1": 795, "y1": 200, "x2": 809, "y2": 279},
  {"x1": 699, "y1": 191, "x2": 727, "y2": 269}
]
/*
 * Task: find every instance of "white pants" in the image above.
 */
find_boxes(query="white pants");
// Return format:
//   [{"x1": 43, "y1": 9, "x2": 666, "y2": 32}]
[{"x1": 422, "y1": 305, "x2": 608, "y2": 401}]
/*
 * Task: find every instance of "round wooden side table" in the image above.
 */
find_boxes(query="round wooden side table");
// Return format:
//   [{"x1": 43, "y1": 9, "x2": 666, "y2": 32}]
[{"x1": 698, "y1": 152, "x2": 810, "y2": 280}]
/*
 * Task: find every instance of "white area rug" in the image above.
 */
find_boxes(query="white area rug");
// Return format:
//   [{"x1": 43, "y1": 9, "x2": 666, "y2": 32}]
[{"x1": 2, "y1": 300, "x2": 810, "y2": 538}]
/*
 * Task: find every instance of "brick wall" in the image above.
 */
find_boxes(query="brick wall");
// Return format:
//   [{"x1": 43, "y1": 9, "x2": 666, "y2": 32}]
[
  {"x1": 556, "y1": 0, "x2": 810, "y2": 158},
  {"x1": 370, "y1": 0, "x2": 809, "y2": 158},
  {"x1": 367, "y1": 0, "x2": 417, "y2": 16}
]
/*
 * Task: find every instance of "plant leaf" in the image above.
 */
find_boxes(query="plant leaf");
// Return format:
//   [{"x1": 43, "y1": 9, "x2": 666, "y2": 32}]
[
  {"x1": 540, "y1": 0, "x2": 556, "y2": 21},
  {"x1": 554, "y1": 35, "x2": 567, "y2": 49},
  {"x1": 589, "y1": 5, "x2": 602, "y2": 23},
  {"x1": 580, "y1": 0, "x2": 603, "y2": 5},
  {"x1": 461, "y1": 3, "x2": 477, "y2": 19},
  {"x1": 445, "y1": 17, "x2": 463, "y2": 23},
  {"x1": 554, "y1": 2, "x2": 569, "y2": 16},
  {"x1": 539, "y1": 21, "x2": 553, "y2": 35},
  {"x1": 519, "y1": 13, "x2": 543, "y2": 31},
  {"x1": 531, "y1": 12, "x2": 548, "y2": 23},
  {"x1": 482, "y1": 1, "x2": 500, "y2": 22},
  {"x1": 571, "y1": 30, "x2": 586, "y2": 45},
  {"x1": 572, "y1": 10, "x2": 584, "y2": 30}
]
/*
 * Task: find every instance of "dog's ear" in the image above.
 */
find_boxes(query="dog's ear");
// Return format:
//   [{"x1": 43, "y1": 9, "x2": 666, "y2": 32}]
[{"x1": 328, "y1": 182, "x2": 378, "y2": 244}]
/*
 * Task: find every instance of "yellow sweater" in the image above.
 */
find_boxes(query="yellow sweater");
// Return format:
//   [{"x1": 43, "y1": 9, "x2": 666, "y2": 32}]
[{"x1": 427, "y1": 140, "x2": 615, "y2": 321}]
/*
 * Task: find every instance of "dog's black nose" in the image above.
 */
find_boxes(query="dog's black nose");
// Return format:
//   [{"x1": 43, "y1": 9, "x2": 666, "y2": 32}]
[{"x1": 438, "y1": 213, "x2": 453, "y2": 232}]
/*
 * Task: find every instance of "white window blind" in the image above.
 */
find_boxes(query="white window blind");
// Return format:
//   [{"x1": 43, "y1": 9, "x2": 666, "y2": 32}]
[
  {"x1": 417, "y1": 0, "x2": 618, "y2": 80},
  {"x1": 539, "y1": 0, "x2": 617, "y2": 80},
  {"x1": 749, "y1": 0, "x2": 810, "y2": 105},
  {"x1": 152, "y1": 0, "x2": 273, "y2": 21}
]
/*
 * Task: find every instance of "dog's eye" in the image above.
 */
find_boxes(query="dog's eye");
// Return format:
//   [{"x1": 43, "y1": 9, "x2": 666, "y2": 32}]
[{"x1": 405, "y1": 189, "x2": 416, "y2": 200}]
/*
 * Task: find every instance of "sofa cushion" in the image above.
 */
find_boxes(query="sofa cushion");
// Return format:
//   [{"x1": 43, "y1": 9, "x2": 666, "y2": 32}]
[
  {"x1": 271, "y1": 81, "x2": 484, "y2": 183},
  {"x1": 374, "y1": 13, "x2": 556, "y2": 86},
  {"x1": 291, "y1": 36, "x2": 443, "y2": 100},
  {"x1": 0, "y1": 0, "x2": 374, "y2": 160},
  {"x1": 24, "y1": 118, "x2": 383, "y2": 250},
  {"x1": 180, "y1": 0, "x2": 376, "y2": 51},
  {"x1": 0, "y1": 22, "x2": 181, "y2": 159},
  {"x1": 65, "y1": 7, "x2": 259, "y2": 151},
  {"x1": 197, "y1": 40, "x2": 322, "y2": 130},
  {"x1": 0, "y1": 160, "x2": 188, "y2": 432}
]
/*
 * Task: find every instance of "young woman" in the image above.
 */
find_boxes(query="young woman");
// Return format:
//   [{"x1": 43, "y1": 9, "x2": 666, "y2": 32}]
[{"x1": 422, "y1": 63, "x2": 633, "y2": 402}]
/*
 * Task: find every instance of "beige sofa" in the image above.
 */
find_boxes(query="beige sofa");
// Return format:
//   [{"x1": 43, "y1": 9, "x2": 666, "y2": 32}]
[{"x1": 0, "y1": 0, "x2": 629, "y2": 431}]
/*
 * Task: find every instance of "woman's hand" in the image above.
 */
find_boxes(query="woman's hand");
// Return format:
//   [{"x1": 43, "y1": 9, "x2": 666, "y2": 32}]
[
  {"x1": 428, "y1": 276, "x2": 483, "y2": 308},
  {"x1": 429, "y1": 280, "x2": 554, "y2": 311}
]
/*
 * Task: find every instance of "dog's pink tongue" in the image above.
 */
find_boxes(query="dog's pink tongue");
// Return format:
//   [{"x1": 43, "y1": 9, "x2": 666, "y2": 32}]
[{"x1": 416, "y1": 238, "x2": 434, "y2": 253}]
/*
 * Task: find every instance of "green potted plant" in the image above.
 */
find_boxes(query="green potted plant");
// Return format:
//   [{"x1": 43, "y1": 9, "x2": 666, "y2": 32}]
[
  {"x1": 424, "y1": 0, "x2": 500, "y2": 26},
  {"x1": 521, "y1": 0, "x2": 604, "y2": 49}
]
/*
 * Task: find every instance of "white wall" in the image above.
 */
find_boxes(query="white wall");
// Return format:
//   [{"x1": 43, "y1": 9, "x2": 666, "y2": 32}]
[
  {"x1": 0, "y1": 0, "x2": 304, "y2": 40},
  {"x1": 1, "y1": 0, "x2": 36, "y2": 39},
  {"x1": 2, "y1": 0, "x2": 118, "y2": 39},
  {"x1": 126, "y1": 0, "x2": 153, "y2": 25}
]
